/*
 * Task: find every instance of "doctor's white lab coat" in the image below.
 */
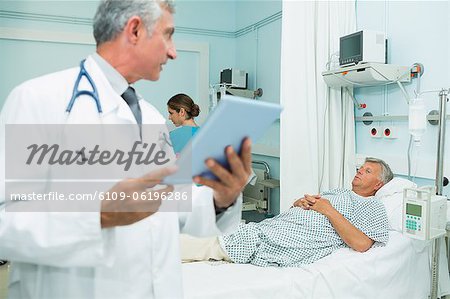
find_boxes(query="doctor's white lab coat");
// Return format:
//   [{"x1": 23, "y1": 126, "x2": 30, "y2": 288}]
[{"x1": 0, "y1": 56, "x2": 242, "y2": 299}]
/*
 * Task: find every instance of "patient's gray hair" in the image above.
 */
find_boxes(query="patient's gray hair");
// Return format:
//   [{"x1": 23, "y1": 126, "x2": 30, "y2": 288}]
[
  {"x1": 93, "y1": 0, "x2": 175, "y2": 46},
  {"x1": 365, "y1": 157, "x2": 394, "y2": 184}
]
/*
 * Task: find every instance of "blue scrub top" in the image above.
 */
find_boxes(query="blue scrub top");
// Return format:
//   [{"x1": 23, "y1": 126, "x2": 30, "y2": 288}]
[{"x1": 169, "y1": 126, "x2": 200, "y2": 154}]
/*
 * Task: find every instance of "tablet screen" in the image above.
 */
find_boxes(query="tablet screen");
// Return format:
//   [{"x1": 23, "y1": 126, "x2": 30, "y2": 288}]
[{"x1": 163, "y1": 95, "x2": 282, "y2": 184}]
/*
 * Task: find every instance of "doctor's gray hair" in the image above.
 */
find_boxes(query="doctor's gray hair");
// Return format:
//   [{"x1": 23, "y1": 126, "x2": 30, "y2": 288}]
[
  {"x1": 93, "y1": 0, "x2": 175, "y2": 46},
  {"x1": 364, "y1": 157, "x2": 394, "y2": 184}
]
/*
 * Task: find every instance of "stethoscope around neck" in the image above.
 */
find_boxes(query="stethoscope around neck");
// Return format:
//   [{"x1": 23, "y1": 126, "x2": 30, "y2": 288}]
[{"x1": 64, "y1": 59, "x2": 174, "y2": 150}]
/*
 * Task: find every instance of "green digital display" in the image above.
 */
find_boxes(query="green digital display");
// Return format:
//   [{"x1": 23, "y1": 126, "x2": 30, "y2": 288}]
[{"x1": 406, "y1": 203, "x2": 422, "y2": 217}]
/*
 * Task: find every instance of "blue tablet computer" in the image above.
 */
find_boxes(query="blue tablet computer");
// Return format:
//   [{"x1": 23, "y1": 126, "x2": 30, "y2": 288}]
[{"x1": 163, "y1": 95, "x2": 282, "y2": 184}]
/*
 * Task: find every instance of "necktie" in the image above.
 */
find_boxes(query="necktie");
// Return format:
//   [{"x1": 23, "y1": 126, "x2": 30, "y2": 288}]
[{"x1": 121, "y1": 86, "x2": 142, "y2": 125}]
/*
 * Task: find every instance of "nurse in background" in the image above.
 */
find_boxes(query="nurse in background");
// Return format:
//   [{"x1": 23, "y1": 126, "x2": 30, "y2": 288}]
[{"x1": 167, "y1": 93, "x2": 200, "y2": 154}]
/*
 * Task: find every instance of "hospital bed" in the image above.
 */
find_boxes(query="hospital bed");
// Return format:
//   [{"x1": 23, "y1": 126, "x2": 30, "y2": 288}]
[{"x1": 182, "y1": 178, "x2": 450, "y2": 299}]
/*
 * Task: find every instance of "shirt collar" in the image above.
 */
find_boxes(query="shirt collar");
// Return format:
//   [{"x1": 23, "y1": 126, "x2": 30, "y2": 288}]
[{"x1": 91, "y1": 52, "x2": 129, "y2": 96}]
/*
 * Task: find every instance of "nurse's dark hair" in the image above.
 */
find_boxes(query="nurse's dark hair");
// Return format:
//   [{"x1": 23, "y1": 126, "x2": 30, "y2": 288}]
[
  {"x1": 167, "y1": 93, "x2": 200, "y2": 119},
  {"x1": 93, "y1": 0, "x2": 175, "y2": 46},
  {"x1": 364, "y1": 157, "x2": 394, "y2": 184}
]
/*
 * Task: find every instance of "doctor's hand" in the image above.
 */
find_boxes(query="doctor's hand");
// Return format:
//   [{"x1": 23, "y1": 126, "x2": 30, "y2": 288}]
[
  {"x1": 194, "y1": 138, "x2": 252, "y2": 210},
  {"x1": 100, "y1": 167, "x2": 176, "y2": 228}
]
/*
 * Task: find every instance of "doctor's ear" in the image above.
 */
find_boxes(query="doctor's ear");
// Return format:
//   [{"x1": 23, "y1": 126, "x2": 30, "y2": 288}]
[
  {"x1": 124, "y1": 16, "x2": 144, "y2": 44},
  {"x1": 179, "y1": 108, "x2": 186, "y2": 117}
]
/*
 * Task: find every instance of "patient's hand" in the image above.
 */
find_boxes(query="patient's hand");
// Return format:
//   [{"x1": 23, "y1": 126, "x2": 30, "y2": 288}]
[
  {"x1": 292, "y1": 197, "x2": 307, "y2": 209},
  {"x1": 305, "y1": 195, "x2": 334, "y2": 216},
  {"x1": 293, "y1": 194, "x2": 320, "y2": 210}
]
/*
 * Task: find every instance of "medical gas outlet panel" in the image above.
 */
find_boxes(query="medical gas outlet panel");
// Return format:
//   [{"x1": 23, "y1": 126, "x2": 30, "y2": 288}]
[{"x1": 402, "y1": 187, "x2": 447, "y2": 241}]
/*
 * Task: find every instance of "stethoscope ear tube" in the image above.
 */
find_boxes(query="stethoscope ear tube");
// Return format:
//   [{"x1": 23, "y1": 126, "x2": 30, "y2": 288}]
[{"x1": 66, "y1": 59, "x2": 102, "y2": 114}]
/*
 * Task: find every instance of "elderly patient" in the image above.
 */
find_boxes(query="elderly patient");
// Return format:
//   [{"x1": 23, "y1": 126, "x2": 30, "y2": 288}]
[{"x1": 181, "y1": 157, "x2": 394, "y2": 267}]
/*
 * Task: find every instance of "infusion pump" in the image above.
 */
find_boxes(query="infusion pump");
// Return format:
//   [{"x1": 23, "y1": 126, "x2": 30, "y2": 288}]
[{"x1": 403, "y1": 187, "x2": 447, "y2": 241}]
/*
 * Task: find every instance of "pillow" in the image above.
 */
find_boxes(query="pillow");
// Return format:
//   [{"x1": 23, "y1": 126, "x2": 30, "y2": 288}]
[
  {"x1": 375, "y1": 177, "x2": 417, "y2": 232},
  {"x1": 376, "y1": 177, "x2": 416, "y2": 197}
]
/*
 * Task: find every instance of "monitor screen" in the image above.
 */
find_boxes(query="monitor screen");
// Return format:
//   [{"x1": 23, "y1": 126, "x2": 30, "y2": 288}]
[
  {"x1": 339, "y1": 31, "x2": 362, "y2": 65},
  {"x1": 341, "y1": 35, "x2": 361, "y2": 57},
  {"x1": 406, "y1": 203, "x2": 422, "y2": 217}
]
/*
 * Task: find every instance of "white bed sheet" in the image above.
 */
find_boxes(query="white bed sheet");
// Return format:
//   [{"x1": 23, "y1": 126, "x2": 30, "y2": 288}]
[{"x1": 182, "y1": 231, "x2": 450, "y2": 299}]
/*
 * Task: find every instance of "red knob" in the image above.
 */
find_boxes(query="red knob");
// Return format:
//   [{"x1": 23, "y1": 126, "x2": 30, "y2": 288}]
[{"x1": 371, "y1": 128, "x2": 377, "y2": 135}]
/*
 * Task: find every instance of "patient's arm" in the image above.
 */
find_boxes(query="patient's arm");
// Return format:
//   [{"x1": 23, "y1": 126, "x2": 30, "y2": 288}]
[{"x1": 304, "y1": 195, "x2": 374, "y2": 252}]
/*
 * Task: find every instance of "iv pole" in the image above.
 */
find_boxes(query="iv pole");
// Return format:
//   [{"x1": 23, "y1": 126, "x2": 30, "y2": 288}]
[{"x1": 430, "y1": 89, "x2": 449, "y2": 299}]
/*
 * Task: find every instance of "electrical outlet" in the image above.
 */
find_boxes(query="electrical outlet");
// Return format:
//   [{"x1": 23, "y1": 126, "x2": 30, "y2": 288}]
[
  {"x1": 369, "y1": 126, "x2": 382, "y2": 138},
  {"x1": 383, "y1": 126, "x2": 397, "y2": 139}
]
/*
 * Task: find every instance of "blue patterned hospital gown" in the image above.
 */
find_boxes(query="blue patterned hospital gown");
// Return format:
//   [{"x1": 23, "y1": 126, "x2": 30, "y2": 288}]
[{"x1": 221, "y1": 189, "x2": 389, "y2": 267}]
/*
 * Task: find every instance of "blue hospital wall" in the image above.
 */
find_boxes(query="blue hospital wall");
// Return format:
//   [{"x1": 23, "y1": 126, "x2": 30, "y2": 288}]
[
  {"x1": 0, "y1": 1, "x2": 98, "y2": 107},
  {"x1": 235, "y1": 0, "x2": 282, "y2": 218},
  {"x1": 0, "y1": 0, "x2": 283, "y2": 216},
  {"x1": 172, "y1": 0, "x2": 237, "y2": 88},
  {"x1": 355, "y1": 1, "x2": 450, "y2": 197}
]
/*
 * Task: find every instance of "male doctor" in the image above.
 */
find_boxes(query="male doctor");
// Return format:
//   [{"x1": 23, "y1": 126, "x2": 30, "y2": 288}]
[{"x1": 0, "y1": 1, "x2": 251, "y2": 298}]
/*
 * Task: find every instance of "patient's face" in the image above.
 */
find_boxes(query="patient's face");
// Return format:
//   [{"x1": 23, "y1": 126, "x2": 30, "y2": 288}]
[{"x1": 351, "y1": 162, "x2": 383, "y2": 196}]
